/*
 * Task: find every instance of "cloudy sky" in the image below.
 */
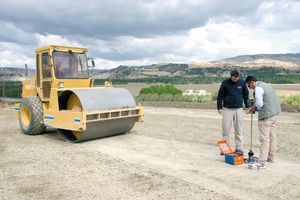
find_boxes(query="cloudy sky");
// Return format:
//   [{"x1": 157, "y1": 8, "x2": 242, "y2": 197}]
[{"x1": 0, "y1": 0, "x2": 299, "y2": 69}]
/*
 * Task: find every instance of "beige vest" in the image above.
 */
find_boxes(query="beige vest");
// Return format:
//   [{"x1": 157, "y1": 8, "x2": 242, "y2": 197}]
[{"x1": 256, "y1": 82, "x2": 281, "y2": 119}]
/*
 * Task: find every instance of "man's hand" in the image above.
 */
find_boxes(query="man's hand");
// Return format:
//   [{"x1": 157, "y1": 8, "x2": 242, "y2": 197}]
[
  {"x1": 245, "y1": 107, "x2": 257, "y2": 114},
  {"x1": 218, "y1": 109, "x2": 223, "y2": 115},
  {"x1": 245, "y1": 109, "x2": 251, "y2": 114}
]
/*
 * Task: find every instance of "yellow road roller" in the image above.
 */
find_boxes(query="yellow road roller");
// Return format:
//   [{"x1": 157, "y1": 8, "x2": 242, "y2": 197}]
[{"x1": 17, "y1": 45, "x2": 144, "y2": 142}]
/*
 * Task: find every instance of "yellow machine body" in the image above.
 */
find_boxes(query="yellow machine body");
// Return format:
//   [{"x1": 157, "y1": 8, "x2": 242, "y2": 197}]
[{"x1": 18, "y1": 45, "x2": 143, "y2": 142}]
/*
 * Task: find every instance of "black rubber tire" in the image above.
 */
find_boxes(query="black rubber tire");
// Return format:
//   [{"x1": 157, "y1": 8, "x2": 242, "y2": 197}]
[{"x1": 19, "y1": 96, "x2": 46, "y2": 135}]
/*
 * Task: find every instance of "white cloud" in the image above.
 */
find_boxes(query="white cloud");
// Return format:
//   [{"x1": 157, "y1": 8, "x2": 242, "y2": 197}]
[
  {"x1": 36, "y1": 34, "x2": 82, "y2": 47},
  {"x1": 0, "y1": 48, "x2": 34, "y2": 68},
  {"x1": 180, "y1": 21, "x2": 271, "y2": 61},
  {"x1": 0, "y1": 21, "x2": 36, "y2": 45},
  {"x1": 0, "y1": 0, "x2": 299, "y2": 69}
]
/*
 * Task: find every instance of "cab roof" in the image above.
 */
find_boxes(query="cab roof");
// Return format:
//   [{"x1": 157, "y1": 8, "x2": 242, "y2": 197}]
[{"x1": 35, "y1": 45, "x2": 88, "y2": 54}]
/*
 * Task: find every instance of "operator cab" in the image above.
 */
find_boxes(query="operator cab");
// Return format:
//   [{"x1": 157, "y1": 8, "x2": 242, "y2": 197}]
[
  {"x1": 53, "y1": 50, "x2": 92, "y2": 79},
  {"x1": 35, "y1": 45, "x2": 95, "y2": 101}
]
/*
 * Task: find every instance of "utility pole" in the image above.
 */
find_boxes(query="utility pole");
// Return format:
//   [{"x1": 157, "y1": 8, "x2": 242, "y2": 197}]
[
  {"x1": 1, "y1": 78, "x2": 5, "y2": 108},
  {"x1": 25, "y1": 63, "x2": 28, "y2": 77},
  {"x1": 2, "y1": 79, "x2": 4, "y2": 99}
]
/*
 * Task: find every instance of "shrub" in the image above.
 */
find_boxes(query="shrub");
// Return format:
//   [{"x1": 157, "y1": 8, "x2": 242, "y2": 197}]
[
  {"x1": 159, "y1": 94, "x2": 174, "y2": 101},
  {"x1": 145, "y1": 93, "x2": 160, "y2": 101},
  {"x1": 135, "y1": 94, "x2": 146, "y2": 101},
  {"x1": 173, "y1": 94, "x2": 184, "y2": 101},
  {"x1": 211, "y1": 91, "x2": 218, "y2": 101},
  {"x1": 140, "y1": 84, "x2": 182, "y2": 95},
  {"x1": 136, "y1": 84, "x2": 217, "y2": 103},
  {"x1": 197, "y1": 95, "x2": 212, "y2": 103},
  {"x1": 280, "y1": 95, "x2": 300, "y2": 106}
]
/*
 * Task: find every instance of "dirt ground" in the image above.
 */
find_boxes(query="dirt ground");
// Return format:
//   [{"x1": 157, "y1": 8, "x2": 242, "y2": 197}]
[{"x1": 1, "y1": 103, "x2": 299, "y2": 199}]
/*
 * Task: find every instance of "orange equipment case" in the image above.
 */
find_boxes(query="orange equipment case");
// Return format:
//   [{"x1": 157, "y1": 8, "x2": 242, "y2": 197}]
[{"x1": 217, "y1": 140, "x2": 244, "y2": 165}]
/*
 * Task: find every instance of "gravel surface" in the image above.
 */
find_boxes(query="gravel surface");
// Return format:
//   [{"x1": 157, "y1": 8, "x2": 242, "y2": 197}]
[{"x1": 1, "y1": 105, "x2": 300, "y2": 200}]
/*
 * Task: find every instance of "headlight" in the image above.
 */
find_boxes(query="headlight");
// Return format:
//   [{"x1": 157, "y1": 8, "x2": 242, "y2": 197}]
[{"x1": 58, "y1": 82, "x2": 64, "y2": 88}]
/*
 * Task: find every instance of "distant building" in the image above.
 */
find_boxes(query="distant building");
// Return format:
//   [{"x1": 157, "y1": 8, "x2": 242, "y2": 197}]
[{"x1": 183, "y1": 89, "x2": 207, "y2": 96}]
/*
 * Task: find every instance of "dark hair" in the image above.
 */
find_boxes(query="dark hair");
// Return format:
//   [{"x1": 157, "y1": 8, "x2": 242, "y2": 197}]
[
  {"x1": 230, "y1": 69, "x2": 239, "y2": 77},
  {"x1": 245, "y1": 76, "x2": 258, "y2": 84}
]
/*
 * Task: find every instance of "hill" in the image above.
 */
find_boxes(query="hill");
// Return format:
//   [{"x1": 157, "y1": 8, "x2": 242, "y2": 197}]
[
  {"x1": 219, "y1": 53, "x2": 300, "y2": 65},
  {"x1": 93, "y1": 53, "x2": 300, "y2": 79},
  {"x1": 1, "y1": 53, "x2": 300, "y2": 81}
]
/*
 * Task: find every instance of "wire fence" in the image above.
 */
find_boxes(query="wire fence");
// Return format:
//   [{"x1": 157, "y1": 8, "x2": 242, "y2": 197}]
[{"x1": 0, "y1": 81, "x2": 22, "y2": 99}]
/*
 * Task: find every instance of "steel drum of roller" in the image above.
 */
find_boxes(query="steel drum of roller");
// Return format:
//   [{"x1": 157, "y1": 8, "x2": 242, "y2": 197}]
[{"x1": 58, "y1": 88, "x2": 137, "y2": 143}]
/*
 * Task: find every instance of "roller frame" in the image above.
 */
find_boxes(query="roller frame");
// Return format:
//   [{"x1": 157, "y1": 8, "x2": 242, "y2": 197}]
[{"x1": 43, "y1": 105, "x2": 144, "y2": 132}]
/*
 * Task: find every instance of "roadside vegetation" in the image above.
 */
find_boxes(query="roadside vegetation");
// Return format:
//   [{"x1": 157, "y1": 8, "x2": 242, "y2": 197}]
[
  {"x1": 94, "y1": 74, "x2": 300, "y2": 85},
  {"x1": 134, "y1": 84, "x2": 300, "y2": 111},
  {"x1": 136, "y1": 85, "x2": 216, "y2": 103},
  {"x1": 1, "y1": 81, "x2": 299, "y2": 110},
  {"x1": 280, "y1": 95, "x2": 300, "y2": 106}
]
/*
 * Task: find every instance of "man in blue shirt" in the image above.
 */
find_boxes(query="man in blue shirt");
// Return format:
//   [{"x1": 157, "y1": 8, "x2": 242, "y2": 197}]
[{"x1": 217, "y1": 69, "x2": 249, "y2": 155}]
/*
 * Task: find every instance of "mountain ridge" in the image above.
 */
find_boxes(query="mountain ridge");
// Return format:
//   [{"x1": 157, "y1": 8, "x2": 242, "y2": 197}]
[
  {"x1": 1, "y1": 53, "x2": 300, "y2": 80},
  {"x1": 92, "y1": 53, "x2": 300, "y2": 79}
]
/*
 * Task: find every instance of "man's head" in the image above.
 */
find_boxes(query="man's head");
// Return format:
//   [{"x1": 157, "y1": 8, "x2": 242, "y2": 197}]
[
  {"x1": 230, "y1": 69, "x2": 240, "y2": 83},
  {"x1": 56, "y1": 60, "x2": 62, "y2": 68},
  {"x1": 56, "y1": 60, "x2": 63, "y2": 76},
  {"x1": 245, "y1": 76, "x2": 258, "y2": 89}
]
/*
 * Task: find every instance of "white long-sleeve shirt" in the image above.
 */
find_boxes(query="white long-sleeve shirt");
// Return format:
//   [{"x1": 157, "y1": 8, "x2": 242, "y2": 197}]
[{"x1": 254, "y1": 82, "x2": 264, "y2": 111}]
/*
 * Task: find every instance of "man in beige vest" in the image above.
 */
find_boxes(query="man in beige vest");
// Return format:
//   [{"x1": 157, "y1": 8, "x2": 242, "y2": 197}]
[{"x1": 245, "y1": 76, "x2": 281, "y2": 170}]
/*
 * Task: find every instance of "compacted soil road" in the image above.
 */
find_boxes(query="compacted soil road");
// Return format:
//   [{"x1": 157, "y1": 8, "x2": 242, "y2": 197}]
[{"x1": 1, "y1": 105, "x2": 299, "y2": 199}]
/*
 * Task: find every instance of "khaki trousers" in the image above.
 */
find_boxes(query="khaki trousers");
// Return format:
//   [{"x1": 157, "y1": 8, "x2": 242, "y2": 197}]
[
  {"x1": 222, "y1": 107, "x2": 243, "y2": 150},
  {"x1": 258, "y1": 115, "x2": 278, "y2": 164}
]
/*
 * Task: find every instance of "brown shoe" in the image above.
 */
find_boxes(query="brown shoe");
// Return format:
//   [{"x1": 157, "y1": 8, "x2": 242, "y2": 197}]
[
  {"x1": 234, "y1": 149, "x2": 244, "y2": 155},
  {"x1": 267, "y1": 158, "x2": 276, "y2": 163}
]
